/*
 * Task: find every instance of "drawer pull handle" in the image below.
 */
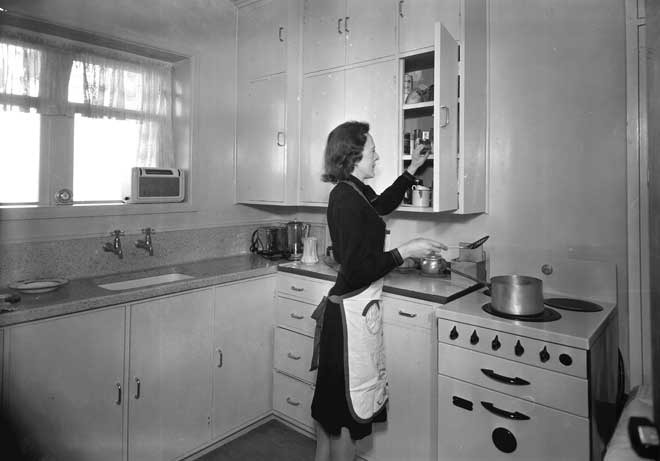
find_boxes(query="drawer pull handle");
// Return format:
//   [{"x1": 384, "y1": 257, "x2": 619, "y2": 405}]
[
  {"x1": 116, "y1": 383, "x2": 122, "y2": 405},
  {"x1": 481, "y1": 401, "x2": 530, "y2": 421},
  {"x1": 287, "y1": 352, "x2": 301, "y2": 360},
  {"x1": 290, "y1": 313, "x2": 305, "y2": 320},
  {"x1": 452, "y1": 395, "x2": 473, "y2": 411},
  {"x1": 278, "y1": 26, "x2": 285, "y2": 42},
  {"x1": 134, "y1": 377, "x2": 141, "y2": 399},
  {"x1": 217, "y1": 348, "x2": 224, "y2": 368},
  {"x1": 290, "y1": 286, "x2": 305, "y2": 292},
  {"x1": 398, "y1": 310, "x2": 417, "y2": 318},
  {"x1": 286, "y1": 397, "x2": 301, "y2": 406},
  {"x1": 481, "y1": 368, "x2": 530, "y2": 386}
]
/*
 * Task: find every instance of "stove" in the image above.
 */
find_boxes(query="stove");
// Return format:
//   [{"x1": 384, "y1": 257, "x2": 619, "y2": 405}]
[{"x1": 435, "y1": 266, "x2": 619, "y2": 461}]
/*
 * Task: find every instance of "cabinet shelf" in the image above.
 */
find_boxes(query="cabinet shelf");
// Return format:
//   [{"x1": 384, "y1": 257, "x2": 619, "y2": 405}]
[
  {"x1": 402, "y1": 154, "x2": 434, "y2": 161},
  {"x1": 403, "y1": 101, "x2": 434, "y2": 111},
  {"x1": 397, "y1": 204, "x2": 435, "y2": 213}
]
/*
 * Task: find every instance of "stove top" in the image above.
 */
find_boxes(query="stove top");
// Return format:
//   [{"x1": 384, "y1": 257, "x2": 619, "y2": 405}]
[{"x1": 482, "y1": 303, "x2": 562, "y2": 322}]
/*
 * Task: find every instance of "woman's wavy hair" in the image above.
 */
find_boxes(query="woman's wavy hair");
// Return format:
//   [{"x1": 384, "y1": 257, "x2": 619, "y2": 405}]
[{"x1": 321, "y1": 121, "x2": 370, "y2": 183}]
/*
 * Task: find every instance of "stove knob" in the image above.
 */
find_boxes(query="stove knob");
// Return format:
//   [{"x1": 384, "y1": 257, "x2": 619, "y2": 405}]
[
  {"x1": 539, "y1": 346, "x2": 550, "y2": 363},
  {"x1": 449, "y1": 326, "x2": 459, "y2": 340},
  {"x1": 559, "y1": 353, "x2": 573, "y2": 366},
  {"x1": 514, "y1": 340, "x2": 524, "y2": 357},
  {"x1": 470, "y1": 330, "x2": 479, "y2": 345},
  {"x1": 491, "y1": 335, "x2": 501, "y2": 351}
]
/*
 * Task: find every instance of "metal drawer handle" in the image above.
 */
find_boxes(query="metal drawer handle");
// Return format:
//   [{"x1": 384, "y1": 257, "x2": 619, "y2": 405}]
[
  {"x1": 481, "y1": 368, "x2": 530, "y2": 386},
  {"x1": 286, "y1": 397, "x2": 301, "y2": 406},
  {"x1": 399, "y1": 0, "x2": 404, "y2": 17},
  {"x1": 290, "y1": 285, "x2": 305, "y2": 292},
  {"x1": 277, "y1": 131, "x2": 285, "y2": 147},
  {"x1": 398, "y1": 310, "x2": 417, "y2": 318},
  {"x1": 217, "y1": 348, "x2": 224, "y2": 368},
  {"x1": 344, "y1": 16, "x2": 350, "y2": 33},
  {"x1": 287, "y1": 352, "x2": 301, "y2": 360},
  {"x1": 440, "y1": 105, "x2": 450, "y2": 127},
  {"x1": 290, "y1": 313, "x2": 305, "y2": 320},
  {"x1": 134, "y1": 377, "x2": 141, "y2": 399},
  {"x1": 278, "y1": 26, "x2": 285, "y2": 42},
  {"x1": 337, "y1": 18, "x2": 343, "y2": 34},
  {"x1": 481, "y1": 401, "x2": 530, "y2": 421},
  {"x1": 116, "y1": 383, "x2": 122, "y2": 405}
]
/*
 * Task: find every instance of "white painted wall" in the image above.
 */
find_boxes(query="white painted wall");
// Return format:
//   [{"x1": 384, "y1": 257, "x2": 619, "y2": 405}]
[{"x1": 0, "y1": 0, "x2": 294, "y2": 243}]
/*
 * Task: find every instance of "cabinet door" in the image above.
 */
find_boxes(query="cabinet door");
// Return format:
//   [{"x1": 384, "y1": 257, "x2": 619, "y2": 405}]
[
  {"x1": 345, "y1": 0, "x2": 396, "y2": 65},
  {"x1": 4, "y1": 308, "x2": 125, "y2": 461},
  {"x1": 345, "y1": 60, "x2": 398, "y2": 195},
  {"x1": 300, "y1": 71, "x2": 344, "y2": 204},
  {"x1": 238, "y1": 0, "x2": 288, "y2": 80},
  {"x1": 128, "y1": 290, "x2": 213, "y2": 461},
  {"x1": 358, "y1": 308, "x2": 433, "y2": 461},
  {"x1": 433, "y1": 23, "x2": 459, "y2": 212},
  {"x1": 303, "y1": 0, "x2": 346, "y2": 73},
  {"x1": 212, "y1": 277, "x2": 275, "y2": 438},
  {"x1": 236, "y1": 74, "x2": 286, "y2": 203},
  {"x1": 398, "y1": 0, "x2": 459, "y2": 54}
]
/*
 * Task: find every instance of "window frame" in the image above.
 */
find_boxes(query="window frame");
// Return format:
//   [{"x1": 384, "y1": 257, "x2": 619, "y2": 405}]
[{"x1": 0, "y1": 12, "x2": 196, "y2": 220}]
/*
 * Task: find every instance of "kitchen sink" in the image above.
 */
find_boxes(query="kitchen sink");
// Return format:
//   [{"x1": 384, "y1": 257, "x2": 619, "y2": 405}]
[{"x1": 97, "y1": 273, "x2": 194, "y2": 291}]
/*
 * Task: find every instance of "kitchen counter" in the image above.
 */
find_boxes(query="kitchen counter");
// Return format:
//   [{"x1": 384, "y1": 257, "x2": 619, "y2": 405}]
[{"x1": 0, "y1": 254, "x2": 279, "y2": 327}]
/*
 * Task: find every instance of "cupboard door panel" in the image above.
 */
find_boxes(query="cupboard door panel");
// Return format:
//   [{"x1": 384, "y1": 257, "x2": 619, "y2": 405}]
[
  {"x1": 4, "y1": 308, "x2": 124, "y2": 461},
  {"x1": 345, "y1": 60, "x2": 398, "y2": 195},
  {"x1": 300, "y1": 71, "x2": 345, "y2": 204},
  {"x1": 238, "y1": 0, "x2": 287, "y2": 79},
  {"x1": 398, "y1": 0, "x2": 459, "y2": 54},
  {"x1": 303, "y1": 0, "x2": 346, "y2": 73},
  {"x1": 212, "y1": 277, "x2": 275, "y2": 438},
  {"x1": 345, "y1": 0, "x2": 396, "y2": 65},
  {"x1": 128, "y1": 290, "x2": 213, "y2": 461},
  {"x1": 236, "y1": 75, "x2": 286, "y2": 203}
]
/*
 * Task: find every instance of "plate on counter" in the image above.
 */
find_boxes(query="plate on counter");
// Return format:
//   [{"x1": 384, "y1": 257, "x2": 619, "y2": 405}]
[{"x1": 9, "y1": 278, "x2": 69, "y2": 294}]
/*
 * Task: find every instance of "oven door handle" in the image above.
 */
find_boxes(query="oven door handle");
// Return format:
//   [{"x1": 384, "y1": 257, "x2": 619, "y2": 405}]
[
  {"x1": 481, "y1": 401, "x2": 530, "y2": 421},
  {"x1": 481, "y1": 368, "x2": 530, "y2": 386}
]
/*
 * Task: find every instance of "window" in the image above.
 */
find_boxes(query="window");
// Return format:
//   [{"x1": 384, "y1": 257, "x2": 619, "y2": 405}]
[{"x1": 0, "y1": 23, "x2": 177, "y2": 207}]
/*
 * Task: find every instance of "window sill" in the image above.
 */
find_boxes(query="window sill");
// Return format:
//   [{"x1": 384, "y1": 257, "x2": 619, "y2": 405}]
[{"x1": 0, "y1": 201, "x2": 197, "y2": 221}]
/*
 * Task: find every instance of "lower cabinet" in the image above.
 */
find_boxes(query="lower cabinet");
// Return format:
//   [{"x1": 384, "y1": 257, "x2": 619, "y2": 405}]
[
  {"x1": 3, "y1": 307, "x2": 125, "y2": 461},
  {"x1": 212, "y1": 276, "x2": 275, "y2": 438},
  {"x1": 128, "y1": 289, "x2": 214, "y2": 461}
]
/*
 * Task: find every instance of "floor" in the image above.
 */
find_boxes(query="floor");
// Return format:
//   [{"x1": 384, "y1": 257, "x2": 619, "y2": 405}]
[{"x1": 196, "y1": 420, "x2": 316, "y2": 461}]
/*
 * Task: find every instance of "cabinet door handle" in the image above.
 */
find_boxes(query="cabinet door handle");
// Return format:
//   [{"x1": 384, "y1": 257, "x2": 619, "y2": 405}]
[
  {"x1": 287, "y1": 352, "x2": 301, "y2": 360},
  {"x1": 217, "y1": 348, "x2": 224, "y2": 368},
  {"x1": 337, "y1": 18, "x2": 343, "y2": 34},
  {"x1": 481, "y1": 368, "x2": 530, "y2": 386},
  {"x1": 398, "y1": 310, "x2": 417, "y2": 318},
  {"x1": 439, "y1": 105, "x2": 450, "y2": 127},
  {"x1": 286, "y1": 397, "x2": 301, "y2": 406},
  {"x1": 278, "y1": 26, "x2": 285, "y2": 42},
  {"x1": 116, "y1": 383, "x2": 122, "y2": 405},
  {"x1": 290, "y1": 285, "x2": 304, "y2": 292},
  {"x1": 134, "y1": 377, "x2": 141, "y2": 399},
  {"x1": 344, "y1": 16, "x2": 350, "y2": 33},
  {"x1": 290, "y1": 313, "x2": 305, "y2": 320},
  {"x1": 277, "y1": 131, "x2": 285, "y2": 147},
  {"x1": 481, "y1": 401, "x2": 530, "y2": 421},
  {"x1": 399, "y1": 0, "x2": 404, "y2": 17}
]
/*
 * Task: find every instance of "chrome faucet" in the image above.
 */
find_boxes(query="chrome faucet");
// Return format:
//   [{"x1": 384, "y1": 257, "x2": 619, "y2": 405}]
[
  {"x1": 103, "y1": 230, "x2": 124, "y2": 259},
  {"x1": 135, "y1": 228, "x2": 154, "y2": 256}
]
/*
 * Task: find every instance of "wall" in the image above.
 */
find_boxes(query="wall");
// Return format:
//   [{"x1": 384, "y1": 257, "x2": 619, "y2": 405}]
[
  {"x1": 301, "y1": 0, "x2": 630, "y2": 366},
  {"x1": 0, "y1": 0, "x2": 296, "y2": 244}
]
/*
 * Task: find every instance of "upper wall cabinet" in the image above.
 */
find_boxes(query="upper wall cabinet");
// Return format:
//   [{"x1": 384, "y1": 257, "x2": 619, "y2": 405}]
[
  {"x1": 398, "y1": 0, "x2": 460, "y2": 54},
  {"x1": 238, "y1": 0, "x2": 288, "y2": 80},
  {"x1": 303, "y1": 0, "x2": 396, "y2": 74}
]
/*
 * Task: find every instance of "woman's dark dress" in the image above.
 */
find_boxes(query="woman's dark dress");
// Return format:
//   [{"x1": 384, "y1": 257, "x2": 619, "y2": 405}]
[{"x1": 311, "y1": 172, "x2": 415, "y2": 440}]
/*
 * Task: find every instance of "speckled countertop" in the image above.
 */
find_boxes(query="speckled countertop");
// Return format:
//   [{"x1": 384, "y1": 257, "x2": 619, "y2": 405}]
[{"x1": 0, "y1": 254, "x2": 279, "y2": 327}]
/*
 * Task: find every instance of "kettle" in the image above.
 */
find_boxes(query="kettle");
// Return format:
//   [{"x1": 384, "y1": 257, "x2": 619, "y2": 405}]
[{"x1": 286, "y1": 220, "x2": 310, "y2": 261}]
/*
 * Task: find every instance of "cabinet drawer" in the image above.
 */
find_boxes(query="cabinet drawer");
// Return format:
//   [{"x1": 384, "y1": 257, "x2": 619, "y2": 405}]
[
  {"x1": 438, "y1": 342, "x2": 588, "y2": 417},
  {"x1": 277, "y1": 273, "x2": 332, "y2": 303},
  {"x1": 274, "y1": 327, "x2": 316, "y2": 383},
  {"x1": 382, "y1": 295, "x2": 434, "y2": 330},
  {"x1": 273, "y1": 371, "x2": 314, "y2": 430},
  {"x1": 438, "y1": 374, "x2": 589, "y2": 461},
  {"x1": 277, "y1": 296, "x2": 316, "y2": 336}
]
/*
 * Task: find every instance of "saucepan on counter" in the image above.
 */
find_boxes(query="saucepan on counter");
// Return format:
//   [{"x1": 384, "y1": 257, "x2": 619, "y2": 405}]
[{"x1": 420, "y1": 252, "x2": 545, "y2": 317}]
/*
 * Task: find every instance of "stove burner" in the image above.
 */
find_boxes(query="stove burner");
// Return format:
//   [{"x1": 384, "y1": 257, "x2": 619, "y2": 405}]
[
  {"x1": 482, "y1": 303, "x2": 561, "y2": 322},
  {"x1": 544, "y1": 297, "x2": 603, "y2": 312}
]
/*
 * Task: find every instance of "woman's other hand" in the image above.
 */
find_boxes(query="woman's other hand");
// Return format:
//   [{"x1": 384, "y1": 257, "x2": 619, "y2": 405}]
[
  {"x1": 406, "y1": 143, "x2": 431, "y2": 176},
  {"x1": 397, "y1": 238, "x2": 448, "y2": 261}
]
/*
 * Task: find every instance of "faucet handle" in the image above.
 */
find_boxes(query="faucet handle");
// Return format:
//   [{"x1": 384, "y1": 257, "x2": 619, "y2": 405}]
[
  {"x1": 141, "y1": 227, "x2": 155, "y2": 234},
  {"x1": 111, "y1": 230, "x2": 125, "y2": 237}
]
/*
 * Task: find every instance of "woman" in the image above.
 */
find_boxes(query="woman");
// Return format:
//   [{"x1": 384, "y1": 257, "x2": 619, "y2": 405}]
[{"x1": 311, "y1": 121, "x2": 446, "y2": 461}]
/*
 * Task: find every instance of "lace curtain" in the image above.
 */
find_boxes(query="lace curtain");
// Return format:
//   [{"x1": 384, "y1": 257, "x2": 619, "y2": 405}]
[{"x1": 0, "y1": 26, "x2": 174, "y2": 167}]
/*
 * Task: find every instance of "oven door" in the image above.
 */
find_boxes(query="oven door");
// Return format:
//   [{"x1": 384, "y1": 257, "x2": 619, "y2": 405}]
[{"x1": 438, "y1": 374, "x2": 590, "y2": 461}]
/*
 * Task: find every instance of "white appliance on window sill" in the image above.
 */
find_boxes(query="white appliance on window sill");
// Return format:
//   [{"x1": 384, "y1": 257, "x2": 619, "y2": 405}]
[{"x1": 124, "y1": 167, "x2": 185, "y2": 203}]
